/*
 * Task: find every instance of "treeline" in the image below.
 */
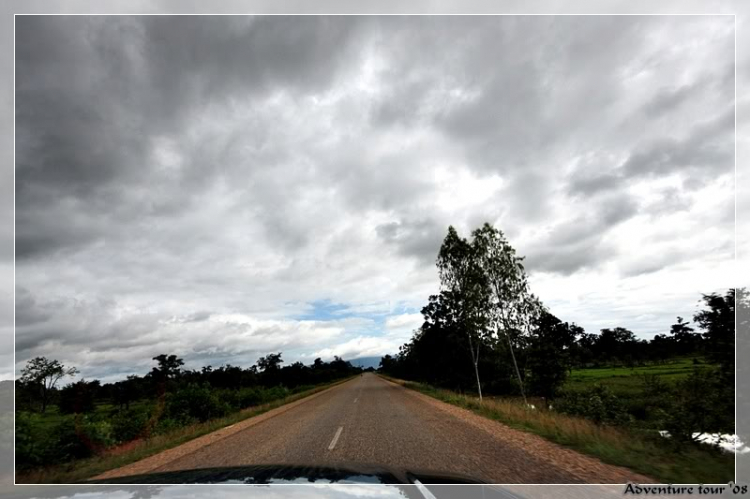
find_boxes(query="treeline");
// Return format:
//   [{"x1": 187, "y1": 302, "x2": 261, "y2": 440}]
[
  {"x1": 16, "y1": 353, "x2": 360, "y2": 415},
  {"x1": 379, "y1": 223, "x2": 736, "y2": 442},
  {"x1": 16, "y1": 353, "x2": 361, "y2": 470}
]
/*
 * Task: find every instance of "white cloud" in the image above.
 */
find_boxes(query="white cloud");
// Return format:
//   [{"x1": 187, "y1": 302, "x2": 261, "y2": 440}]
[{"x1": 12, "y1": 16, "x2": 735, "y2": 381}]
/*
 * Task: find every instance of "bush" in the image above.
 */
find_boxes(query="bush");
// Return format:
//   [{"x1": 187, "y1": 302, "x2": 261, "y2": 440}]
[
  {"x1": 112, "y1": 408, "x2": 149, "y2": 443},
  {"x1": 153, "y1": 417, "x2": 184, "y2": 435},
  {"x1": 260, "y1": 385, "x2": 290, "y2": 403},
  {"x1": 555, "y1": 385, "x2": 632, "y2": 426},
  {"x1": 15, "y1": 411, "x2": 45, "y2": 469},
  {"x1": 661, "y1": 368, "x2": 734, "y2": 445},
  {"x1": 47, "y1": 416, "x2": 115, "y2": 462},
  {"x1": 166, "y1": 383, "x2": 231, "y2": 423},
  {"x1": 236, "y1": 387, "x2": 264, "y2": 407}
]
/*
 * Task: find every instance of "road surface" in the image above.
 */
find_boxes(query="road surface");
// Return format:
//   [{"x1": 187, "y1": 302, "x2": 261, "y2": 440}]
[{"x1": 96, "y1": 373, "x2": 651, "y2": 483}]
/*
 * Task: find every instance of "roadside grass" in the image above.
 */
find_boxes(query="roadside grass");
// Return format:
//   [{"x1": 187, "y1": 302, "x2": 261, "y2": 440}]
[
  {"x1": 381, "y1": 375, "x2": 734, "y2": 484},
  {"x1": 16, "y1": 377, "x2": 354, "y2": 484}
]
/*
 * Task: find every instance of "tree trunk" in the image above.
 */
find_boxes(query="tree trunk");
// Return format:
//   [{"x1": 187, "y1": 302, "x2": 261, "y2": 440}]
[
  {"x1": 473, "y1": 360, "x2": 483, "y2": 402},
  {"x1": 505, "y1": 328, "x2": 528, "y2": 406},
  {"x1": 467, "y1": 333, "x2": 483, "y2": 402},
  {"x1": 40, "y1": 387, "x2": 47, "y2": 413}
]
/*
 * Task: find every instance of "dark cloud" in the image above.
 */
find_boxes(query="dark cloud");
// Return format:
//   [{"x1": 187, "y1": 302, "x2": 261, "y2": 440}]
[
  {"x1": 523, "y1": 193, "x2": 639, "y2": 275},
  {"x1": 622, "y1": 107, "x2": 734, "y2": 178},
  {"x1": 375, "y1": 218, "x2": 445, "y2": 266},
  {"x1": 13, "y1": 16, "x2": 735, "y2": 380},
  {"x1": 567, "y1": 172, "x2": 622, "y2": 197},
  {"x1": 15, "y1": 16, "x2": 369, "y2": 258}
]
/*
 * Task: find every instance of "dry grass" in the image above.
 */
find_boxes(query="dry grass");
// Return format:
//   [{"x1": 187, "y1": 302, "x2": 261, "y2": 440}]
[{"x1": 384, "y1": 376, "x2": 734, "y2": 484}]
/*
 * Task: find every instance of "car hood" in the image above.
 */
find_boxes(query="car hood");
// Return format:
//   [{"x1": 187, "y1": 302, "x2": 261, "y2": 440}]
[{"x1": 85, "y1": 463, "x2": 489, "y2": 485}]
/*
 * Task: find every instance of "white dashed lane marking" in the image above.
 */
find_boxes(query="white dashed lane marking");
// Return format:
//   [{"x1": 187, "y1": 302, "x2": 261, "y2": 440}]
[{"x1": 328, "y1": 426, "x2": 344, "y2": 451}]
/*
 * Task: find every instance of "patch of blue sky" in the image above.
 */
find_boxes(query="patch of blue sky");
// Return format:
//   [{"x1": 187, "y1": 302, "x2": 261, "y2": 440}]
[{"x1": 293, "y1": 299, "x2": 420, "y2": 325}]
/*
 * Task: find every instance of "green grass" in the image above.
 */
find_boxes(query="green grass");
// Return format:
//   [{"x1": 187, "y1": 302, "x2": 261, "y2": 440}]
[
  {"x1": 383, "y1": 374, "x2": 734, "y2": 484},
  {"x1": 565, "y1": 359, "x2": 710, "y2": 396},
  {"x1": 16, "y1": 377, "x2": 355, "y2": 484}
]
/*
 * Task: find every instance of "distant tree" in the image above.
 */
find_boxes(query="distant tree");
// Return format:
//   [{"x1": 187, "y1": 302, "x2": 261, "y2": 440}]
[
  {"x1": 437, "y1": 226, "x2": 491, "y2": 401},
  {"x1": 668, "y1": 317, "x2": 700, "y2": 356},
  {"x1": 257, "y1": 353, "x2": 283, "y2": 372},
  {"x1": 379, "y1": 354, "x2": 396, "y2": 372},
  {"x1": 572, "y1": 332, "x2": 598, "y2": 367},
  {"x1": 205, "y1": 364, "x2": 244, "y2": 389},
  {"x1": 58, "y1": 379, "x2": 100, "y2": 414},
  {"x1": 648, "y1": 334, "x2": 675, "y2": 363},
  {"x1": 329, "y1": 356, "x2": 354, "y2": 373},
  {"x1": 694, "y1": 289, "x2": 736, "y2": 378},
  {"x1": 19, "y1": 357, "x2": 78, "y2": 413},
  {"x1": 257, "y1": 353, "x2": 284, "y2": 386},
  {"x1": 150, "y1": 354, "x2": 184, "y2": 381},
  {"x1": 595, "y1": 327, "x2": 638, "y2": 365},
  {"x1": 114, "y1": 375, "x2": 140, "y2": 410},
  {"x1": 281, "y1": 361, "x2": 308, "y2": 387}
]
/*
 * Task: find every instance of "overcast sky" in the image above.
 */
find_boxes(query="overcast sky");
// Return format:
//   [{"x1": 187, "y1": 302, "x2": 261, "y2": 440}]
[{"x1": 12, "y1": 15, "x2": 735, "y2": 382}]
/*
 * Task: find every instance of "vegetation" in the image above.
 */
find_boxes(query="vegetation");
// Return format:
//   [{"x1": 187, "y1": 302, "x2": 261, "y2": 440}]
[
  {"x1": 19, "y1": 357, "x2": 78, "y2": 413},
  {"x1": 384, "y1": 376, "x2": 733, "y2": 484},
  {"x1": 380, "y1": 223, "x2": 738, "y2": 476},
  {"x1": 15, "y1": 352, "x2": 361, "y2": 479},
  {"x1": 15, "y1": 379, "x2": 351, "y2": 484}
]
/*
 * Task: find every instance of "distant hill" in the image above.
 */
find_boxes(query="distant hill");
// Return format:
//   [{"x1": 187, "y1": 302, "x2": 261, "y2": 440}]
[{"x1": 348, "y1": 356, "x2": 382, "y2": 369}]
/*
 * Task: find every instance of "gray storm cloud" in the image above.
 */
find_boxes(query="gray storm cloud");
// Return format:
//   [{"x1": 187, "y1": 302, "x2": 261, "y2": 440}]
[{"x1": 13, "y1": 15, "x2": 735, "y2": 381}]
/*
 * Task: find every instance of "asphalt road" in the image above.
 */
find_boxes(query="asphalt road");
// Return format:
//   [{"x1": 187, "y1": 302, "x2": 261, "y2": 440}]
[{"x1": 115, "y1": 373, "x2": 646, "y2": 484}]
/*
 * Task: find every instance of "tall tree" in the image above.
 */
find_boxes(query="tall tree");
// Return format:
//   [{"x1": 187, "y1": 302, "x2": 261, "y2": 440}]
[
  {"x1": 436, "y1": 226, "x2": 491, "y2": 401},
  {"x1": 19, "y1": 357, "x2": 78, "y2": 413},
  {"x1": 526, "y1": 310, "x2": 582, "y2": 401},
  {"x1": 472, "y1": 223, "x2": 540, "y2": 404}
]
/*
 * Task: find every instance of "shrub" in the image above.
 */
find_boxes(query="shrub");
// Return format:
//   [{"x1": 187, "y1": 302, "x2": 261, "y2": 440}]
[
  {"x1": 661, "y1": 368, "x2": 734, "y2": 445},
  {"x1": 112, "y1": 408, "x2": 149, "y2": 443},
  {"x1": 555, "y1": 385, "x2": 632, "y2": 426},
  {"x1": 48, "y1": 416, "x2": 114, "y2": 461},
  {"x1": 153, "y1": 417, "x2": 185, "y2": 435},
  {"x1": 260, "y1": 385, "x2": 290, "y2": 403},
  {"x1": 236, "y1": 387, "x2": 264, "y2": 407},
  {"x1": 166, "y1": 383, "x2": 231, "y2": 423},
  {"x1": 15, "y1": 411, "x2": 45, "y2": 469}
]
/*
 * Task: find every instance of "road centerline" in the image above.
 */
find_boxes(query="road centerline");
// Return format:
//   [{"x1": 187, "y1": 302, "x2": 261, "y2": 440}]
[{"x1": 328, "y1": 426, "x2": 344, "y2": 451}]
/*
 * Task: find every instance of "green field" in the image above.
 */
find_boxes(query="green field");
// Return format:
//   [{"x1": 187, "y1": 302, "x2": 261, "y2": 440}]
[{"x1": 565, "y1": 358, "x2": 708, "y2": 395}]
